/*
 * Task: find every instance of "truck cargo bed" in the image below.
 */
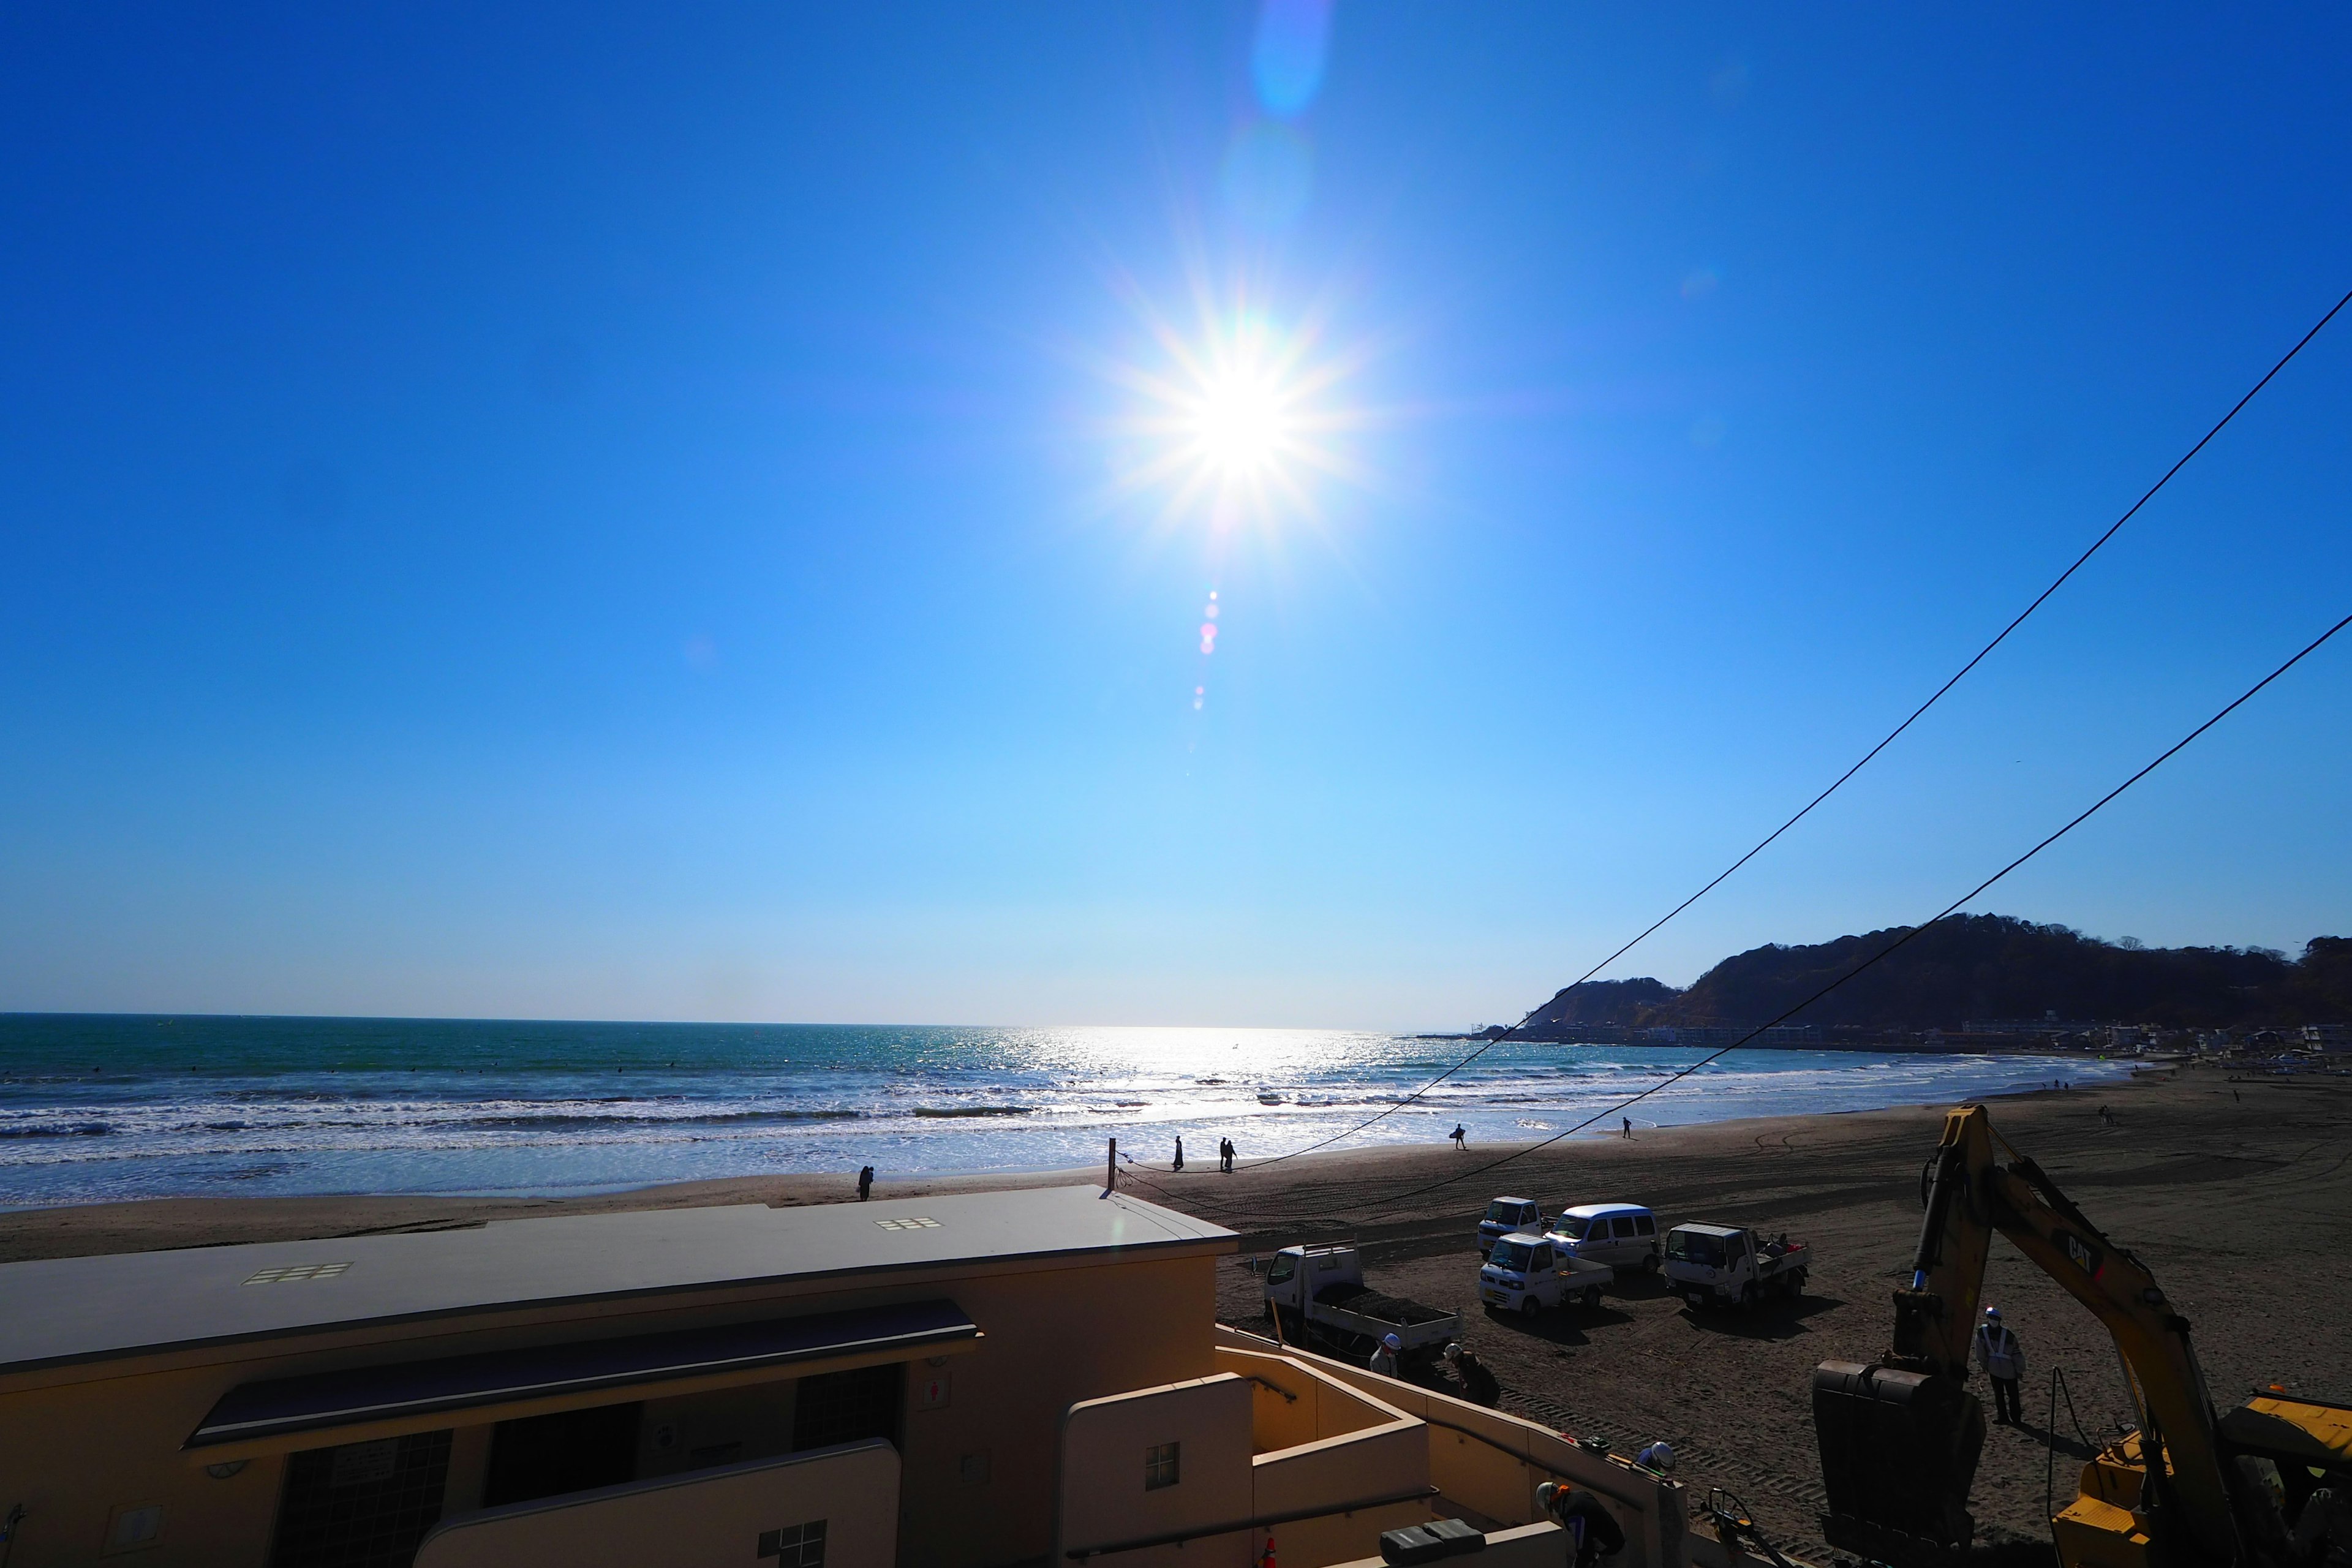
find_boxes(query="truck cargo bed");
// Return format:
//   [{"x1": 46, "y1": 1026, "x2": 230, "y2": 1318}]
[{"x1": 1316, "y1": 1281, "x2": 1453, "y2": 1326}]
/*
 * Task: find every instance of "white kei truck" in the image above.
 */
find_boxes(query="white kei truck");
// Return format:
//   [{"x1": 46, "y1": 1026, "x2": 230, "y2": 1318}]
[
  {"x1": 1258, "y1": 1243, "x2": 1461, "y2": 1366},
  {"x1": 1477, "y1": 1196, "x2": 1547, "y2": 1257},
  {"x1": 1661, "y1": 1223, "x2": 1811, "y2": 1311},
  {"x1": 1477, "y1": 1231, "x2": 1615, "y2": 1318}
]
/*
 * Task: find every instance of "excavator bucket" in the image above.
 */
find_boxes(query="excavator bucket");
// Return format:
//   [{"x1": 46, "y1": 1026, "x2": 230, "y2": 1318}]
[{"x1": 1814, "y1": 1360, "x2": 1986, "y2": 1567}]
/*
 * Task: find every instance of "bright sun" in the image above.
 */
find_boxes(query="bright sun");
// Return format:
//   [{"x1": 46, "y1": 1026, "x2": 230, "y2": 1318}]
[
  {"x1": 1090, "y1": 279, "x2": 1375, "y2": 538},
  {"x1": 1189, "y1": 362, "x2": 1292, "y2": 478}
]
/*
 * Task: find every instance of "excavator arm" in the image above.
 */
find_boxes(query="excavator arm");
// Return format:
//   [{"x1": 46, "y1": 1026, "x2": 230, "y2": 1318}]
[{"x1": 1815, "y1": 1104, "x2": 2247, "y2": 1568}]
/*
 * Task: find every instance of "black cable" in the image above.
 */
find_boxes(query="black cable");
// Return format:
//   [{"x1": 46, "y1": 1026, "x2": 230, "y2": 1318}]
[
  {"x1": 1265, "y1": 608, "x2": 2352, "y2": 1221},
  {"x1": 1218, "y1": 284, "x2": 2352, "y2": 1179}
]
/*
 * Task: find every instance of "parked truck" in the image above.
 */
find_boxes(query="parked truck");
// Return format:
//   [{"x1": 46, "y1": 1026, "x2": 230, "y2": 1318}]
[
  {"x1": 1260, "y1": 1243, "x2": 1461, "y2": 1364},
  {"x1": 1662, "y1": 1223, "x2": 1809, "y2": 1311},
  {"x1": 1476, "y1": 1196, "x2": 1546, "y2": 1257},
  {"x1": 1477, "y1": 1231, "x2": 1614, "y2": 1317}
]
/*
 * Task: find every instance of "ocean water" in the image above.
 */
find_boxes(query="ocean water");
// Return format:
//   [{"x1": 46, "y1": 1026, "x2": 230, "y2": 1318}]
[{"x1": 0, "y1": 1015, "x2": 2132, "y2": 1208}]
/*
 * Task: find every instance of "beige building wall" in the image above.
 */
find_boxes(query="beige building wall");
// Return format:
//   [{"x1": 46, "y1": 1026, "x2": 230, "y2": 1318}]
[
  {"x1": 0, "y1": 1242, "x2": 1219, "y2": 1568},
  {"x1": 1058, "y1": 1374, "x2": 1254, "y2": 1568},
  {"x1": 413, "y1": 1439, "x2": 899, "y2": 1568}
]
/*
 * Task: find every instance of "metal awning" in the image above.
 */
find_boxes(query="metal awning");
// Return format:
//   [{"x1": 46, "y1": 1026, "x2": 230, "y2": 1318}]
[{"x1": 187, "y1": 1298, "x2": 976, "y2": 1449}]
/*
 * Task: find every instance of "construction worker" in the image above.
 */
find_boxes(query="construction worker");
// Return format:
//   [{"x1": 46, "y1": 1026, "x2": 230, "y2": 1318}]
[
  {"x1": 1537, "y1": 1482, "x2": 1626, "y2": 1568},
  {"x1": 1635, "y1": 1442, "x2": 1676, "y2": 1477},
  {"x1": 1442, "y1": 1342, "x2": 1500, "y2": 1406},
  {"x1": 1370, "y1": 1332, "x2": 1403, "y2": 1379},
  {"x1": 1975, "y1": 1306, "x2": 2026, "y2": 1423}
]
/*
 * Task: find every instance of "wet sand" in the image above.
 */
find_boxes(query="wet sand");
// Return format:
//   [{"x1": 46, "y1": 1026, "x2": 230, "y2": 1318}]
[{"x1": 6, "y1": 1064, "x2": 2346, "y2": 1561}]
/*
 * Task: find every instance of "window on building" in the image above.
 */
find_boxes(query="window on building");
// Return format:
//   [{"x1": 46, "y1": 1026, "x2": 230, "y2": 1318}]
[
  {"x1": 793, "y1": 1363, "x2": 902, "y2": 1453},
  {"x1": 1144, "y1": 1441, "x2": 1181, "y2": 1490},
  {"x1": 270, "y1": 1431, "x2": 452, "y2": 1568},
  {"x1": 481, "y1": 1402, "x2": 641, "y2": 1509},
  {"x1": 756, "y1": 1520, "x2": 827, "y2": 1567}
]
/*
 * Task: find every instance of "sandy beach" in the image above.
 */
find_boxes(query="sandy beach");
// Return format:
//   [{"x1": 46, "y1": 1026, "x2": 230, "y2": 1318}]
[{"x1": 6, "y1": 1063, "x2": 2346, "y2": 1561}]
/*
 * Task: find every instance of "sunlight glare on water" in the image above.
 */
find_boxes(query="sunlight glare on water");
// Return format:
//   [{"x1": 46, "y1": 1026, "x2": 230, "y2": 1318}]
[{"x1": 0, "y1": 1016, "x2": 2133, "y2": 1207}]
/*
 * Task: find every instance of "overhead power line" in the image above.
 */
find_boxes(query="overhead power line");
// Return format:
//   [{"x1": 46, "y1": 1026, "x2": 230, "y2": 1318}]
[
  {"x1": 1222, "y1": 281, "x2": 2352, "y2": 1178},
  {"x1": 1268, "y1": 607, "x2": 2352, "y2": 1221}
]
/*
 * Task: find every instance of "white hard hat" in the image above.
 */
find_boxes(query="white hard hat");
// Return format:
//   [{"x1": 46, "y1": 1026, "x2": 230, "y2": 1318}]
[
  {"x1": 1984, "y1": 1306, "x2": 2002, "y2": 1319},
  {"x1": 1382, "y1": 1333, "x2": 1403, "y2": 1351},
  {"x1": 1443, "y1": 1342, "x2": 1463, "y2": 1359}
]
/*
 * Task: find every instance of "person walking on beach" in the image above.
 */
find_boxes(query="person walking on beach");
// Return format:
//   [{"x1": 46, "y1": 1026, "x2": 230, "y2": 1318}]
[
  {"x1": 1621, "y1": 1116, "x2": 1632, "y2": 1140},
  {"x1": 856, "y1": 1165, "x2": 873, "y2": 1202},
  {"x1": 1975, "y1": 1306, "x2": 2026, "y2": 1423},
  {"x1": 1450, "y1": 1124, "x2": 1467, "y2": 1150},
  {"x1": 1173, "y1": 1136, "x2": 1185, "y2": 1172},
  {"x1": 1219, "y1": 1137, "x2": 1234, "y2": 1173}
]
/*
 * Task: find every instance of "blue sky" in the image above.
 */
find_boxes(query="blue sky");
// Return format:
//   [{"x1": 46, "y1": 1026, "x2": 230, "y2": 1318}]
[{"x1": 4, "y1": 6, "x2": 2349, "y2": 1027}]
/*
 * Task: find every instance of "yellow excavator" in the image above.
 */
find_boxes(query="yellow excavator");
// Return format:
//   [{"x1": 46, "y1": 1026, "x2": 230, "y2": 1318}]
[{"x1": 1812, "y1": 1103, "x2": 2352, "y2": 1568}]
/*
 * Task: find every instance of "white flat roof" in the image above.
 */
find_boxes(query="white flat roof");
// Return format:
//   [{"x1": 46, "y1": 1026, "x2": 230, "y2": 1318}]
[{"x1": 0, "y1": 1185, "x2": 1232, "y2": 1377}]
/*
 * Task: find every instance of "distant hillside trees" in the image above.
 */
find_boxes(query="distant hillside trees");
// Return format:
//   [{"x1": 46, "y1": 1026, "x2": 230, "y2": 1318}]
[{"x1": 1526, "y1": 914, "x2": 2350, "y2": 1033}]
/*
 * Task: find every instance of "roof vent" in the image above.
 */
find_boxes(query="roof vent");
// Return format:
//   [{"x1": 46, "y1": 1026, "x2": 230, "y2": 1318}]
[
  {"x1": 873, "y1": 1217, "x2": 941, "y2": 1232},
  {"x1": 244, "y1": 1262, "x2": 353, "y2": 1285}
]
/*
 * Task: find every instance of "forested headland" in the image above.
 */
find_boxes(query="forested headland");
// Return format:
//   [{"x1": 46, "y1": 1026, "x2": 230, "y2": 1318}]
[{"x1": 1522, "y1": 914, "x2": 2351, "y2": 1036}]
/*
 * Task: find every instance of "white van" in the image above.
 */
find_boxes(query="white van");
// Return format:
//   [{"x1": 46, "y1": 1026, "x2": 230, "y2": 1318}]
[{"x1": 1547, "y1": 1204, "x2": 1662, "y2": 1273}]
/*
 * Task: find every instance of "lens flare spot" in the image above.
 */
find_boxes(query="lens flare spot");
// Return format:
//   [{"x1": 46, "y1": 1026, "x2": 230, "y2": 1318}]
[{"x1": 1251, "y1": 0, "x2": 1333, "y2": 118}]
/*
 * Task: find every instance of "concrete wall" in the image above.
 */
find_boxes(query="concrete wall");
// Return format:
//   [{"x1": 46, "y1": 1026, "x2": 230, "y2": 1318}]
[
  {"x1": 413, "y1": 1439, "x2": 899, "y2": 1568},
  {"x1": 1206, "y1": 1343, "x2": 1439, "y2": 1567},
  {"x1": 900, "y1": 1252, "x2": 1219, "y2": 1567},
  {"x1": 1058, "y1": 1374, "x2": 1254, "y2": 1568},
  {"x1": 1213, "y1": 1324, "x2": 1682, "y2": 1568},
  {"x1": 1330, "y1": 1521, "x2": 1570, "y2": 1568},
  {"x1": 1216, "y1": 1344, "x2": 1400, "y2": 1452}
]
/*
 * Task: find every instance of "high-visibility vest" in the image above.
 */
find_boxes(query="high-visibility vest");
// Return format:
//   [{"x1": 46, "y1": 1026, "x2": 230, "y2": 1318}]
[{"x1": 1977, "y1": 1324, "x2": 2022, "y2": 1380}]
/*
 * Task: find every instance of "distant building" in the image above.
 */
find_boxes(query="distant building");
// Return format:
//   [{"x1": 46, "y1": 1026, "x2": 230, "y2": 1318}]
[
  {"x1": 1635, "y1": 1024, "x2": 1817, "y2": 1047},
  {"x1": 2303, "y1": 1023, "x2": 2351, "y2": 1052},
  {"x1": 1962, "y1": 1014, "x2": 2106, "y2": 1039}
]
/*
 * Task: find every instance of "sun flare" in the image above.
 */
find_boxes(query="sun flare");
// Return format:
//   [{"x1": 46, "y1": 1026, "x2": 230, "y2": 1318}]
[
  {"x1": 1093, "y1": 288, "x2": 1374, "y2": 535},
  {"x1": 1190, "y1": 362, "x2": 1291, "y2": 479}
]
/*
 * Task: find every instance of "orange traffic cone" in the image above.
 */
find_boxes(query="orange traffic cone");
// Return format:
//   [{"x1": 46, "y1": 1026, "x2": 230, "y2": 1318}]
[{"x1": 1261, "y1": 1531, "x2": 1277, "y2": 1568}]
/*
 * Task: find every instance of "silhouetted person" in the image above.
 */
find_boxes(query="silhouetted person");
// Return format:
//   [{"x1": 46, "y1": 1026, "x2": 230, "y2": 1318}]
[
  {"x1": 1219, "y1": 1137, "x2": 1234, "y2": 1173},
  {"x1": 856, "y1": 1165, "x2": 873, "y2": 1201},
  {"x1": 1450, "y1": 1124, "x2": 1467, "y2": 1150},
  {"x1": 1538, "y1": 1483, "x2": 1625, "y2": 1568},
  {"x1": 1621, "y1": 1116, "x2": 1632, "y2": 1139},
  {"x1": 1443, "y1": 1342, "x2": 1499, "y2": 1406},
  {"x1": 1173, "y1": 1136, "x2": 1184, "y2": 1172}
]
